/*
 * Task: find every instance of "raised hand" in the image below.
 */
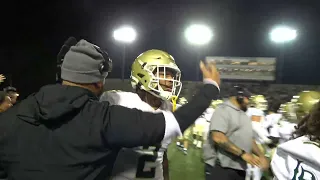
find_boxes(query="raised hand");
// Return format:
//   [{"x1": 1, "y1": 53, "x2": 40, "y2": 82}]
[
  {"x1": 200, "y1": 61, "x2": 220, "y2": 86},
  {"x1": 0, "y1": 74, "x2": 6, "y2": 83}
]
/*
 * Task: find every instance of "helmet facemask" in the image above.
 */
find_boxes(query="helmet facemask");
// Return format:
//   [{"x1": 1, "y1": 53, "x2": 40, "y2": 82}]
[
  {"x1": 250, "y1": 95, "x2": 267, "y2": 111},
  {"x1": 256, "y1": 100, "x2": 268, "y2": 111},
  {"x1": 132, "y1": 60, "x2": 182, "y2": 101},
  {"x1": 283, "y1": 102, "x2": 298, "y2": 122}
]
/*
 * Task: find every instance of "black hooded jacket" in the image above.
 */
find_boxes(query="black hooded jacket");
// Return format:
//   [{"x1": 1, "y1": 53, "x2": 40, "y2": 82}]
[{"x1": 0, "y1": 83, "x2": 218, "y2": 179}]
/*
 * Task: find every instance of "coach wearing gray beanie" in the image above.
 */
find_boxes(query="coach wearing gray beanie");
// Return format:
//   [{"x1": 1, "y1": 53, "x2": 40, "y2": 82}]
[
  {"x1": 0, "y1": 38, "x2": 220, "y2": 180},
  {"x1": 61, "y1": 39, "x2": 109, "y2": 84}
]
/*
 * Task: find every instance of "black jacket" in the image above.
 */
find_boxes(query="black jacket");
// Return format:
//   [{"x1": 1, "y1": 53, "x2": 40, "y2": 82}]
[{"x1": 0, "y1": 83, "x2": 218, "y2": 180}]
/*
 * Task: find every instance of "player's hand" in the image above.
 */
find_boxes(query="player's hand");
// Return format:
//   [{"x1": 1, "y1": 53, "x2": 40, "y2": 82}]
[
  {"x1": 241, "y1": 153, "x2": 260, "y2": 166},
  {"x1": 259, "y1": 156, "x2": 270, "y2": 171},
  {"x1": 200, "y1": 61, "x2": 220, "y2": 86},
  {"x1": 0, "y1": 74, "x2": 5, "y2": 83}
]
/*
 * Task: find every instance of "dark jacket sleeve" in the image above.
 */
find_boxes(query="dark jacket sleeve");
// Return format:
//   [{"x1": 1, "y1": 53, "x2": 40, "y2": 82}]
[
  {"x1": 103, "y1": 84, "x2": 219, "y2": 148},
  {"x1": 173, "y1": 84, "x2": 219, "y2": 132},
  {"x1": 0, "y1": 165, "x2": 7, "y2": 179},
  {"x1": 103, "y1": 105, "x2": 166, "y2": 148}
]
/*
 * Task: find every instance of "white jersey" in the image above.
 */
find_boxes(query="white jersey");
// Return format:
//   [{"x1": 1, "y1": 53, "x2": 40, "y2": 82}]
[
  {"x1": 194, "y1": 107, "x2": 214, "y2": 126},
  {"x1": 195, "y1": 117, "x2": 207, "y2": 126},
  {"x1": 199, "y1": 107, "x2": 215, "y2": 141},
  {"x1": 202, "y1": 107, "x2": 215, "y2": 122},
  {"x1": 278, "y1": 120, "x2": 297, "y2": 144},
  {"x1": 100, "y1": 91, "x2": 174, "y2": 180},
  {"x1": 264, "y1": 113, "x2": 282, "y2": 138},
  {"x1": 251, "y1": 121, "x2": 271, "y2": 144},
  {"x1": 271, "y1": 136, "x2": 320, "y2": 180},
  {"x1": 246, "y1": 108, "x2": 270, "y2": 144},
  {"x1": 264, "y1": 113, "x2": 282, "y2": 128},
  {"x1": 246, "y1": 107, "x2": 265, "y2": 119}
]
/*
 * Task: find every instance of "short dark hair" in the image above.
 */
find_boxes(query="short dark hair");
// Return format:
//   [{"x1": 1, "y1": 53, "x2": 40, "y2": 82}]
[
  {"x1": 4, "y1": 86, "x2": 17, "y2": 93},
  {"x1": 294, "y1": 101, "x2": 320, "y2": 141}
]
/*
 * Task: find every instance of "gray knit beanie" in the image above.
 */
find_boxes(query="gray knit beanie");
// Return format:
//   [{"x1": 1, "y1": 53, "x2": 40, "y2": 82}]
[{"x1": 61, "y1": 39, "x2": 108, "y2": 84}]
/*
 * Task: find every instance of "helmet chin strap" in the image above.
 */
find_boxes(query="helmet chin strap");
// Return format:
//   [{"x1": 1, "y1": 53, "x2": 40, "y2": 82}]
[{"x1": 171, "y1": 95, "x2": 178, "y2": 112}]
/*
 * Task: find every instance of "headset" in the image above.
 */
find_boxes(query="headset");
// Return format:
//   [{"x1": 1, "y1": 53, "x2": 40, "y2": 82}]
[
  {"x1": 56, "y1": 37, "x2": 113, "y2": 82},
  {"x1": 93, "y1": 45, "x2": 112, "y2": 75}
]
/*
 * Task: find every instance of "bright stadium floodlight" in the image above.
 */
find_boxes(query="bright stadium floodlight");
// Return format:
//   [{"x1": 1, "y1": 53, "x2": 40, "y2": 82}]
[
  {"x1": 113, "y1": 26, "x2": 137, "y2": 80},
  {"x1": 270, "y1": 26, "x2": 297, "y2": 84},
  {"x1": 113, "y1": 26, "x2": 137, "y2": 43},
  {"x1": 185, "y1": 24, "x2": 213, "y2": 45},
  {"x1": 270, "y1": 26, "x2": 297, "y2": 43}
]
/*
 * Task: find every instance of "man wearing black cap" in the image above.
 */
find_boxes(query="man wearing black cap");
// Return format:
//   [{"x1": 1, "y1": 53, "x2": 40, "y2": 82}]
[
  {"x1": 0, "y1": 39, "x2": 220, "y2": 180},
  {"x1": 203, "y1": 86, "x2": 269, "y2": 180}
]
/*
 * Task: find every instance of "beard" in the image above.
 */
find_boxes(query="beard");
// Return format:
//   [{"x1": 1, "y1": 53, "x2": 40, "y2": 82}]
[
  {"x1": 240, "y1": 103, "x2": 248, "y2": 112},
  {"x1": 97, "y1": 87, "x2": 105, "y2": 98}
]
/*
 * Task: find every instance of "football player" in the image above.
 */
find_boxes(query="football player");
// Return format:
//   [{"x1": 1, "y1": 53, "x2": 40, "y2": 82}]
[
  {"x1": 245, "y1": 95, "x2": 271, "y2": 180},
  {"x1": 193, "y1": 114, "x2": 207, "y2": 149},
  {"x1": 276, "y1": 91, "x2": 318, "y2": 145},
  {"x1": 247, "y1": 95, "x2": 270, "y2": 146},
  {"x1": 202, "y1": 100, "x2": 222, "y2": 142},
  {"x1": 264, "y1": 101, "x2": 283, "y2": 141},
  {"x1": 276, "y1": 101, "x2": 298, "y2": 144},
  {"x1": 271, "y1": 91, "x2": 320, "y2": 180},
  {"x1": 247, "y1": 95, "x2": 267, "y2": 122},
  {"x1": 100, "y1": 49, "x2": 182, "y2": 180},
  {"x1": 176, "y1": 97, "x2": 193, "y2": 154},
  {"x1": 193, "y1": 100, "x2": 222, "y2": 148}
]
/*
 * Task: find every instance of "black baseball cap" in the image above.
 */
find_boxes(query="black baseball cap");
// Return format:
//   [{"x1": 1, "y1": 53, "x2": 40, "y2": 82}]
[{"x1": 233, "y1": 86, "x2": 252, "y2": 98}]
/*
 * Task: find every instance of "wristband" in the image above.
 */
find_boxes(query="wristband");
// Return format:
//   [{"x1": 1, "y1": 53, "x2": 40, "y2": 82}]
[{"x1": 239, "y1": 149, "x2": 246, "y2": 157}]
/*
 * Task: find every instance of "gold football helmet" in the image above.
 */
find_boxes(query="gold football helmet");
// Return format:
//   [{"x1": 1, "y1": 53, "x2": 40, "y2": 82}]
[
  {"x1": 295, "y1": 91, "x2": 320, "y2": 120},
  {"x1": 131, "y1": 49, "x2": 182, "y2": 100},
  {"x1": 249, "y1": 95, "x2": 268, "y2": 111},
  {"x1": 279, "y1": 102, "x2": 298, "y2": 123},
  {"x1": 291, "y1": 95, "x2": 299, "y2": 103},
  {"x1": 210, "y1": 99, "x2": 223, "y2": 109}
]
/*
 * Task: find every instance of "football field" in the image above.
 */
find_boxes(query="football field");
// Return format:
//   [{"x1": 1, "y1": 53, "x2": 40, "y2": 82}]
[
  {"x1": 167, "y1": 141, "x2": 205, "y2": 180},
  {"x1": 167, "y1": 141, "x2": 272, "y2": 180}
]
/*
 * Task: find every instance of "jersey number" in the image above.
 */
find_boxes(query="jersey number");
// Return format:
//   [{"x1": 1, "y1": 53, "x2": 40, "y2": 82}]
[{"x1": 136, "y1": 145, "x2": 161, "y2": 178}]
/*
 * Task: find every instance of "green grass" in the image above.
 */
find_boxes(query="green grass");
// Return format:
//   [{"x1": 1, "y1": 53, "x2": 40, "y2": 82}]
[
  {"x1": 167, "y1": 141, "x2": 273, "y2": 180},
  {"x1": 167, "y1": 141, "x2": 205, "y2": 180}
]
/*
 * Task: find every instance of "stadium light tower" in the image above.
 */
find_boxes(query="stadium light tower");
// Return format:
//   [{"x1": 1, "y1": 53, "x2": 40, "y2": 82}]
[
  {"x1": 184, "y1": 24, "x2": 213, "y2": 80},
  {"x1": 113, "y1": 26, "x2": 137, "y2": 81},
  {"x1": 269, "y1": 25, "x2": 297, "y2": 83},
  {"x1": 269, "y1": 26, "x2": 297, "y2": 43},
  {"x1": 185, "y1": 24, "x2": 213, "y2": 45}
]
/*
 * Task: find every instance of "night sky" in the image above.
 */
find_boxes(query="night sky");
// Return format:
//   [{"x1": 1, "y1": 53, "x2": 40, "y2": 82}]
[{"x1": 1, "y1": 0, "x2": 320, "y2": 98}]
